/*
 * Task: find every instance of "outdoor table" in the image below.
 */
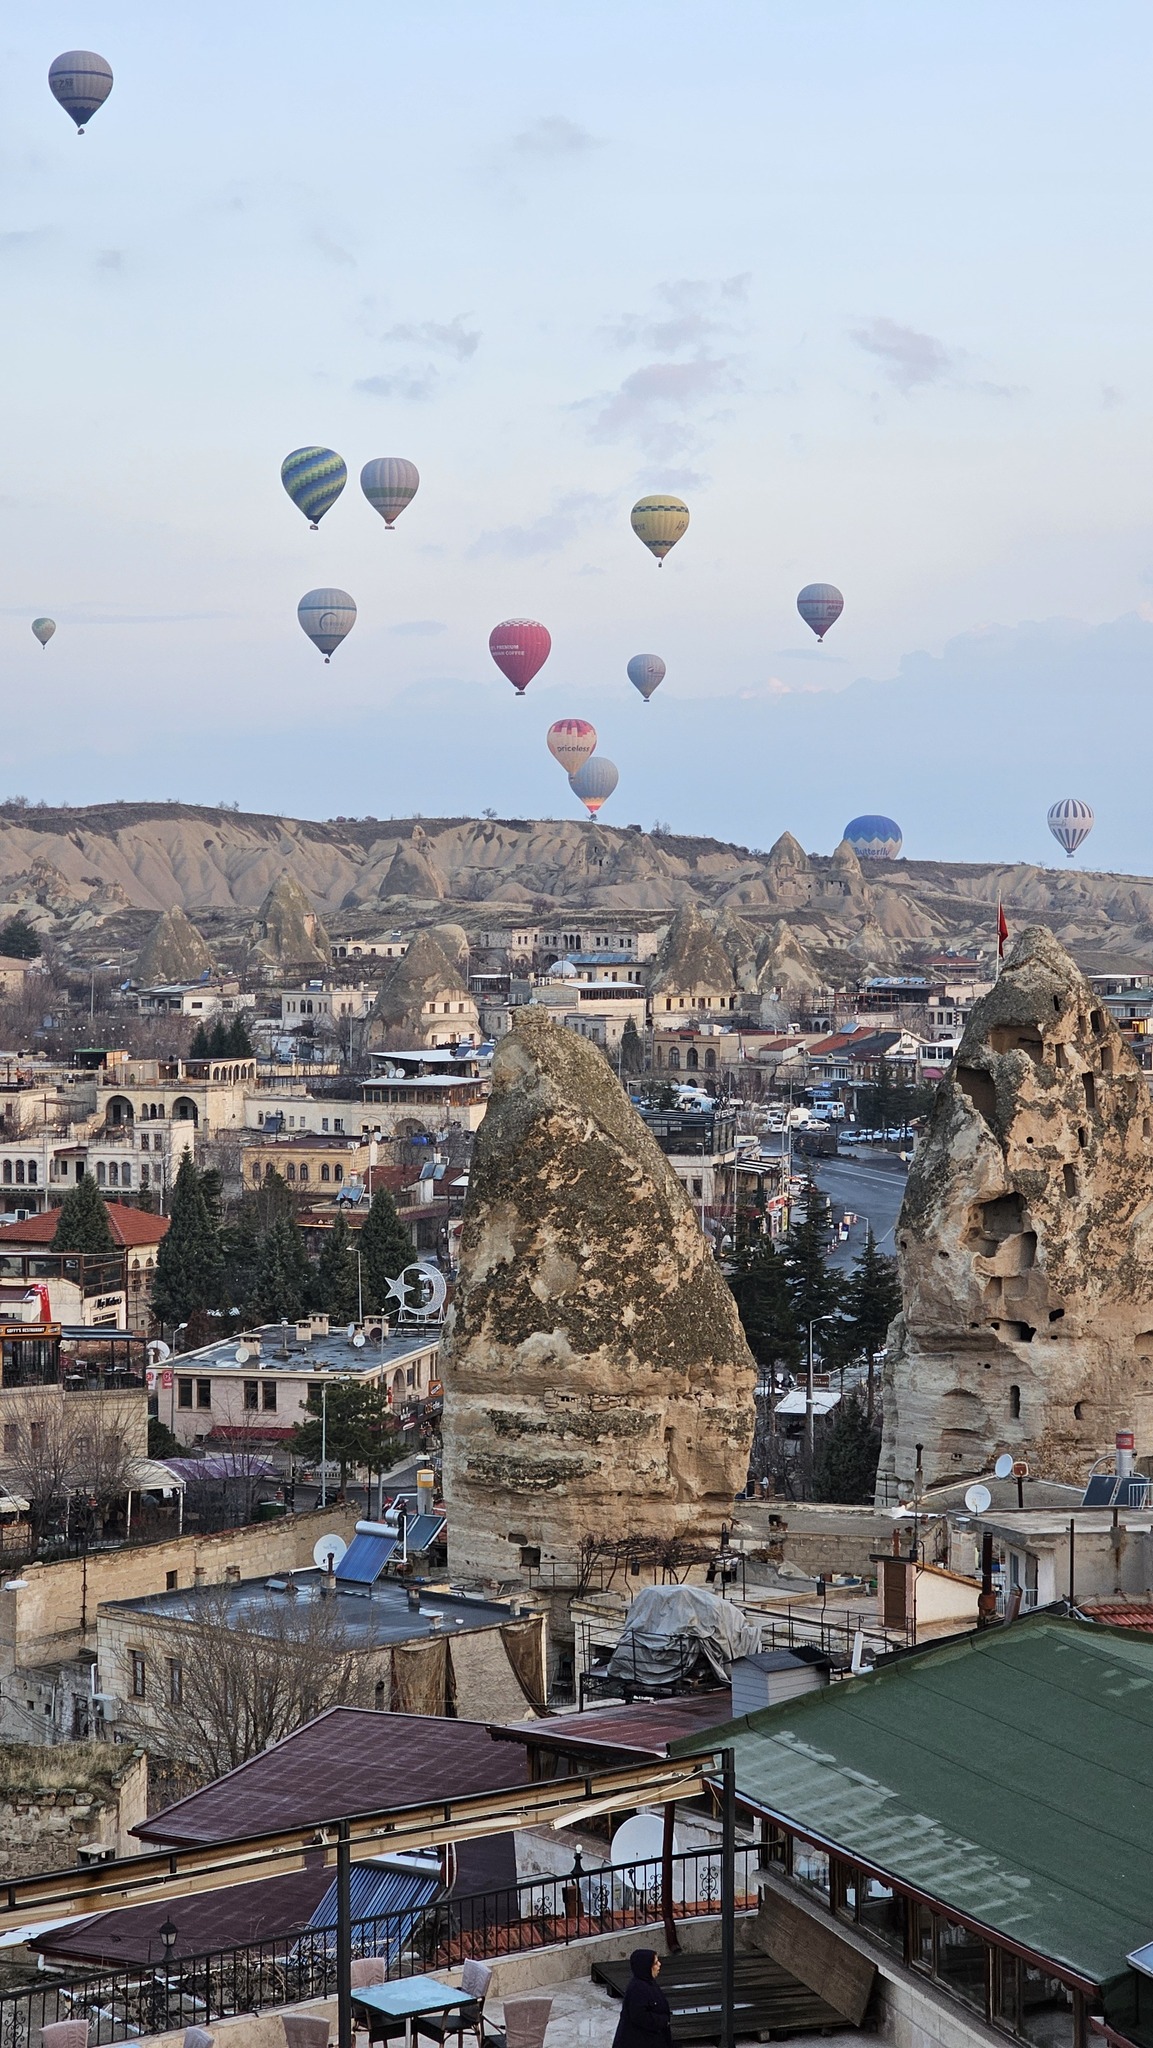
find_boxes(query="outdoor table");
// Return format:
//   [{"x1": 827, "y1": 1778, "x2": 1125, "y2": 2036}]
[{"x1": 351, "y1": 1974, "x2": 478, "y2": 2048}]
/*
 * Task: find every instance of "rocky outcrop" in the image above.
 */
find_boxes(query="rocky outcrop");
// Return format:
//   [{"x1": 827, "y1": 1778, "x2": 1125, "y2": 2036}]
[
  {"x1": 648, "y1": 904, "x2": 738, "y2": 1003},
  {"x1": 134, "y1": 906, "x2": 212, "y2": 985},
  {"x1": 364, "y1": 929, "x2": 474, "y2": 1046},
  {"x1": 249, "y1": 874, "x2": 329, "y2": 968},
  {"x1": 379, "y1": 826, "x2": 445, "y2": 903},
  {"x1": 756, "y1": 920, "x2": 824, "y2": 992},
  {"x1": 441, "y1": 1009, "x2": 756, "y2": 1592},
  {"x1": 878, "y1": 927, "x2": 1153, "y2": 1493}
]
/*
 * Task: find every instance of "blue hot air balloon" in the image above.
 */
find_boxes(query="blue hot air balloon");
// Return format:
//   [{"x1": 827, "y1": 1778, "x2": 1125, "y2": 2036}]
[
  {"x1": 1047, "y1": 798, "x2": 1094, "y2": 860},
  {"x1": 843, "y1": 814, "x2": 902, "y2": 860},
  {"x1": 281, "y1": 448, "x2": 347, "y2": 530},
  {"x1": 298, "y1": 589, "x2": 356, "y2": 663},
  {"x1": 797, "y1": 583, "x2": 844, "y2": 641},
  {"x1": 627, "y1": 653, "x2": 665, "y2": 703},
  {"x1": 48, "y1": 51, "x2": 113, "y2": 132},
  {"x1": 569, "y1": 757, "x2": 619, "y2": 817}
]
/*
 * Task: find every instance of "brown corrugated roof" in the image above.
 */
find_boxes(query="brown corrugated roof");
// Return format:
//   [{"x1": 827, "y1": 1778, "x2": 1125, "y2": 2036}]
[
  {"x1": 489, "y1": 1690, "x2": 733, "y2": 1759},
  {"x1": 0, "y1": 1203, "x2": 169, "y2": 1249},
  {"x1": 34, "y1": 1867, "x2": 332, "y2": 1966},
  {"x1": 137, "y1": 1706, "x2": 526, "y2": 1847}
]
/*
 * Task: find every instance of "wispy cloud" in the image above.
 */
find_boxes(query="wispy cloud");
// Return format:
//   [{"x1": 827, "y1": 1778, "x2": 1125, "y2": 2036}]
[
  {"x1": 512, "y1": 115, "x2": 599, "y2": 158},
  {"x1": 470, "y1": 490, "x2": 612, "y2": 560},
  {"x1": 356, "y1": 312, "x2": 479, "y2": 403},
  {"x1": 581, "y1": 276, "x2": 748, "y2": 457},
  {"x1": 607, "y1": 275, "x2": 750, "y2": 354},
  {"x1": 355, "y1": 370, "x2": 438, "y2": 401},
  {"x1": 379, "y1": 315, "x2": 479, "y2": 362},
  {"x1": 1102, "y1": 384, "x2": 1123, "y2": 410},
  {"x1": 0, "y1": 227, "x2": 53, "y2": 257},
  {"x1": 96, "y1": 248, "x2": 123, "y2": 271},
  {"x1": 851, "y1": 315, "x2": 1021, "y2": 399},
  {"x1": 311, "y1": 226, "x2": 355, "y2": 267}
]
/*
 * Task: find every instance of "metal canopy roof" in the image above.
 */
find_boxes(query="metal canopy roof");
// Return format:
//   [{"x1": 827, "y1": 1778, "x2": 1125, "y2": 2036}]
[{"x1": 672, "y1": 1615, "x2": 1153, "y2": 1994}]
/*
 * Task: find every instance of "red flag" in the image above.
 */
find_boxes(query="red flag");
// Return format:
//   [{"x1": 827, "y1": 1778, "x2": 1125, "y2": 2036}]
[{"x1": 997, "y1": 902, "x2": 1008, "y2": 958}]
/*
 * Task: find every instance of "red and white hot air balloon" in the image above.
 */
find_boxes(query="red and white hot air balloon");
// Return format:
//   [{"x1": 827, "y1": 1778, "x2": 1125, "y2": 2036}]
[
  {"x1": 489, "y1": 618, "x2": 551, "y2": 696},
  {"x1": 546, "y1": 719, "x2": 597, "y2": 773}
]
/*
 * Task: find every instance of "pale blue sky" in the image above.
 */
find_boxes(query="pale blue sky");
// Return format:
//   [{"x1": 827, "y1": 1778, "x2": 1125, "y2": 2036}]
[{"x1": 5, "y1": 3, "x2": 1153, "y2": 868}]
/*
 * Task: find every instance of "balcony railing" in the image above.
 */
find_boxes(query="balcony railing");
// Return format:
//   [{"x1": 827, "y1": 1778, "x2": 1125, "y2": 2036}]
[{"x1": 0, "y1": 1846, "x2": 757, "y2": 2047}]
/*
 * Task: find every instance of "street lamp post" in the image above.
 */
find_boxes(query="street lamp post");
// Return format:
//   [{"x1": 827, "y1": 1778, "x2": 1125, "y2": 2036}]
[
  {"x1": 320, "y1": 1382, "x2": 328, "y2": 1510},
  {"x1": 806, "y1": 1314, "x2": 838, "y2": 1465}
]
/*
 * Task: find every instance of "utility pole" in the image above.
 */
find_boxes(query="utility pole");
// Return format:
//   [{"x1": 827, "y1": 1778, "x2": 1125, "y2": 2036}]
[{"x1": 320, "y1": 1383, "x2": 328, "y2": 1509}]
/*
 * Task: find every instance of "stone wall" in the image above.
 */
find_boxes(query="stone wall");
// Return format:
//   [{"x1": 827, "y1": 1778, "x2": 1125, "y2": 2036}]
[{"x1": 0, "y1": 1743, "x2": 146, "y2": 1873}]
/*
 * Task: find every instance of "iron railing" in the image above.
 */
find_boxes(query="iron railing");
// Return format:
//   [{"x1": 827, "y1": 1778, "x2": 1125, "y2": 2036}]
[{"x1": 0, "y1": 1846, "x2": 758, "y2": 2047}]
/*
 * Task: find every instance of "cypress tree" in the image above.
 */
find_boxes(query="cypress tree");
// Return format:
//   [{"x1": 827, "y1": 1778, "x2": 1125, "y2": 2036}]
[
  {"x1": 313, "y1": 1212, "x2": 359, "y2": 1322},
  {"x1": 225, "y1": 1013, "x2": 253, "y2": 1056},
  {"x1": 0, "y1": 912, "x2": 42, "y2": 959},
  {"x1": 728, "y1": 1235, "x2": 801, "y2": 1375},
  {"x1": 189, "y1": 1023, "x2": 211, "y2": 1059},
  {"x1": 251, "y1": 1216, "x2": 313, "y2": 1323},
  {"x1": 152, "y1": 1151, "x2": 224, "y2": 1324},
  {"x1": 358, "y1": 1186, "x2": 415, "y2": 1311},
  {"x1": 812, "y1": 1393, "x2": 882, "y2": 1504},
  {"x1": 784, "y1": 1175, "x2": 845, "y2": 1331},
  {"x1": 51, "y1": 1173, "x2": 115, "y2": 1254},
  {"x1": 619, "y1": 1017, "x2": 644, "y2": 1075}
]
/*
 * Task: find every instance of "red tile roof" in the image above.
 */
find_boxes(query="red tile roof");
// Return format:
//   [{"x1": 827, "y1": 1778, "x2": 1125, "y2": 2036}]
[
  {"x1": 1079, "y1": 1600, "x2": 1153, "y2": 1632},
  {"x1": 0, "y1": 1202, "x2": 168, "y2": 1249}
]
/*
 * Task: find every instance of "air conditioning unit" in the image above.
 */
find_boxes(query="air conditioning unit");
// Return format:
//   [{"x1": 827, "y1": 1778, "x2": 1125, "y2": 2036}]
[{"x1": 76, "y1": 1843, "x2": 116, "y2": 1866}]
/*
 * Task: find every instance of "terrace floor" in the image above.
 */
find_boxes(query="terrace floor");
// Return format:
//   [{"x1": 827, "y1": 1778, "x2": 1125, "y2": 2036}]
[{"x1": 486, "y1": 1976, "x2": 863, "y2": 2048}]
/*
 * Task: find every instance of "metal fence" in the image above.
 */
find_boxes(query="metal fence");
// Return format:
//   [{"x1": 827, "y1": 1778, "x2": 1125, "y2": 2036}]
[{"x1": 0, "y1": 1846, "x2": 759, "y2": 2048}]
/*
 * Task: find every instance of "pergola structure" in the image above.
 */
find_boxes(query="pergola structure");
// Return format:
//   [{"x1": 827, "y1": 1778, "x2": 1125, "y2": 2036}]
[{"x1": 0, "y1": 1750, "x2": 738, "y2": 2048}]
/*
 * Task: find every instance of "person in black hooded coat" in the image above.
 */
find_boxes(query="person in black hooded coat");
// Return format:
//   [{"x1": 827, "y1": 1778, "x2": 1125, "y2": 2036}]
[{"x1": 612, "y1": 1950, "x2": 673, "y2": 2048}]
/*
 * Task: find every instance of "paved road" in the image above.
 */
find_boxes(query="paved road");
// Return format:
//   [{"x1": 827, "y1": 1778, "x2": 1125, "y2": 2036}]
[{"x1": 814, "y1": 1150, "x2": 909, "y2": 1270}]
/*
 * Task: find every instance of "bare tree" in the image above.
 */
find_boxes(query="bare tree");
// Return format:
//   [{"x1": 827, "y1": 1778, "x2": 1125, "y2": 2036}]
[
  {"x1": 71, "y1": 1400, "x2": 139, "y2": 1535},
  {"x1": 1, "y1": 1392, "x2": 141, "y2": 1543},
  {"x1": 123, "y1": 1589, "x2": 377, "y2": 1783}
]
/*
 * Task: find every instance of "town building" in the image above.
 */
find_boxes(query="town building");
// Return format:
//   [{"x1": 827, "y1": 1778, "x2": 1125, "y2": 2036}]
[
  {"x1": 160, "y1": 1317, "x2": 442, "y2": 1448},
  {"x1": 637, "y1": 1104, "x2": 738, "y2": 1223},
  {"x1": 0, "y1": 1205, "x2": 169, "y2": 1332},
  {"x1": 363, "y1": 932, "x2": 480, "y2": 1051},
  {"x1": 477, "y1": 924, "x2": 660, "y2": 969},
  {"x1": 275, "y1": 983, "x2": 377, "y2": 1027},
  {"x1": 330, "y1": 934, "x2": 411, "y2": 963},
  {"x1": 360, "y1": 1047, "x2": 491, "y2": 1133},
  {"x1": 528, "y1": 973, "x2": 647, "y2": 1050},
  {"x1": 242, "y1": 1130, "x2": 375, "y2": 1196},
  {"x1": 135, "y1": 981, "x2": 256, "y2": 1020}
]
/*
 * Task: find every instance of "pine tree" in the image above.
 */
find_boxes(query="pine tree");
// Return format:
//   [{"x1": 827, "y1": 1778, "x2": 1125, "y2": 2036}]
[
  {"x1": 619, "y1": 1017, "x2": 644, "y2": 1076},
  {"x1": 358, "y1": 1186, "x2": 415, "y2": 1311},
  {"x1": 784, "y1": 1175, "x2": 845, "y2": 1331},
  {"x1": 189, "y1": 1023, "x2": 211, "y2": 1059},
  {"x1": 292, "y1": 1379, "x2": 374, "y2": 1487},
  {"x1": 51, "y1": 1174, "x2": 115, "y2": 1254},
  {"x1": 0, "y1": 913, "x2": 42, "y2": 959},
  {"x1": 152, "y1": 1151, "x2": 224, "y2": 1324},
  {"x1": 837, "y1": 1227, "x2": 901, "y2": 1420},
  {"x1": 313, "y1": 1212, "x2": 359, "y2": 1322},
  {"x1": 251, "y1": 1215, "x2": 313, "y2": 1323},
  {"x1": 225, "y1": 1014, "x2": 253, "y2": 1056},
  {"x1": 812, "y1": 1393, "x2": 882, "y2": 1503},
  {"x1": 727, "y1": 1236, "x2": 801, "y2": 1374}
]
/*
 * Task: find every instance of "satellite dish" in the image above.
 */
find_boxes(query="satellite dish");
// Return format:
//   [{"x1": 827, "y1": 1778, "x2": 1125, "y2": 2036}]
[
  {"x1": 352, "y1": 1333, "x2": 367, "y2": 1349},
  {"x1": 612, "y1": 1813, "x2": 677, "y2": 1885},
  {"x1": 312, "y1": 1533, "x2": 348, "y2": 1570},
  {"x1": 235, "y1": 1346, "x2": 251, "y2": 1364},
  {"x1": 993, "y1": 1453, "x2": 1014, "y2": 1480},
  {"x1": 964, "y1": 1484, "x2": 992, "y2": 1515}
]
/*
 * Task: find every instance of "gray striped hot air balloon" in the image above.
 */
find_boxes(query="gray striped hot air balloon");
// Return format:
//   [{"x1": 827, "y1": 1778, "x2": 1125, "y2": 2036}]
[
  {"x1": 49, "y1": 51, "x2": 113, "y2": 133},
  {"x1": 361, "y1": 458, "x2": 420, "y2": 528},
  {"x1": 31, "y1": 618, "x2": 56, "y2": 649},
  {"x1": 569, "y1": 756, "x2": 619, "y2": 817},
  {"x1": 797, "y1": 583, "x2": 844, "y2": 641},
  {"x1": 627, "y1": 653, "x2": 665, "y2": 703},
  {"x1": 1047, "y1": 797, "x2": 1094, "y2": 859},
  {"x1": 298, "y1": 589, "x2": 356, "y2": 663}
]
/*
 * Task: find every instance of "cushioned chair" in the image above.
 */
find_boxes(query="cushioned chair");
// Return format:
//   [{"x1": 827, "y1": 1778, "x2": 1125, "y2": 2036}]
[
  {"x1": 499, "y1": 1998, "x2": 552, "y2": 2048},
  {"x1": 184, "y1": 2030, "x2": 215, "y2": 2048},
  {"x1": 283, "y1": 2017, "x2": 331, "y2": 2048},
  {"x1": 416, "y1": 1960, "x2": 493, "y2": 2048},
  {"x1": 350, "y1": 1961, "x2": 388, "y2": 1990},
  {"x1": 350, "y1": 1964, "x2": 410, "y2": 2048},
  {"x1": 40, "y1": 2025, "x2": 89, "y2": 2048}
]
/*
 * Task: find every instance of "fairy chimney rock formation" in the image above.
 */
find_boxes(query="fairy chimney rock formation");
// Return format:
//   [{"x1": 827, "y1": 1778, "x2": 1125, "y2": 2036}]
[
  {"x1": 440, "y1": 1007, "x2": 756, "y2": 1591},
  {"x1": 364, "y1": 929, "x2": 476, "y2": 1048},
  {"x1": 878, "y1": 926, "x2": 1153, "y2": 1493},
  {"x1": 249, "y1": 874, "x2": 329, "y2": 968},
  {"x1": 648, "y1": 904, "x2": 738, "y2": 1012},
  {"x1": 134, "y1": 905, "x2": 212, "y2": 985}
]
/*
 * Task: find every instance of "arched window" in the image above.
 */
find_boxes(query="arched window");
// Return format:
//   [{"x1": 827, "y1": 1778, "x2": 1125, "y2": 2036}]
[
  {"x1": 172, "y1": 1098, "x2": 198, "y2": 1124},
  {"x1": 0, "y1": 1162, "x2": 8, "y2": 1184},
  {"x1": 27, "y1": 1161, "x2": 36, "y2": 1184},
  {"x1": 334, "y1": 1165, "x2": 343, "y2": 1183},
  {"x1": 96, "y1": 1162, "x2": 106, "y2": 1185},
  {"x1": 286, "y1": 1164, "x2": 296, "y2": 1182},
  {"x1": 668, "y1": 1049, "x2": 681, "y2": 1070},
  {"x1": 321, "y1": 1164, "x2": 331, "y2": 1182},
  {"x1": 687, "y1": 1049, "x2": 699, "y2": 1071},
  {"x1": 14, "y1": 1161, "x2": 23, "y2": 1185},
  {"x1": 121, "y1": 1163, "x2": 131, "y2": 1187},
  {"x1": 107, "y1": 1096, "x2": 133, "y2": 1125},
  {"x1": 299, "y1": 1165, "x2": 309, "y2": 1183},
  {"x1": 108, "y1": 1162, "x2": 118, "y2": 1187},
  {"x1": 705, "y1": 1049, "x2": 717, "y2": 1070}
]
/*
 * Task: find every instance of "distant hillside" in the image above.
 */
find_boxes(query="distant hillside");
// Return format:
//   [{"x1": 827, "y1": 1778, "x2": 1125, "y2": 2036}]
[{"x1": 0, "y1": 801, "x2": 1148, "y2": 975}]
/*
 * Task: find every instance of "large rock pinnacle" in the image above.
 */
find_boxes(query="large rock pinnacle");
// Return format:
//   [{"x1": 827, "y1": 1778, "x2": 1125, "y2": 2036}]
[
  {"x1": 878, "y1": 925, "x2": 1153, "y2": 1493},
  {"x1": 441, "y1": 1008, "x2": 756, "y2": 1591}
]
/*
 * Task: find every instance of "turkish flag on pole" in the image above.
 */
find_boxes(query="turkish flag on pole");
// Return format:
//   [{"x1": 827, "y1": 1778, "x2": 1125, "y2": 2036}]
[{"x1": 997, "y1": 901, "x2": 1008, "y2": 958}]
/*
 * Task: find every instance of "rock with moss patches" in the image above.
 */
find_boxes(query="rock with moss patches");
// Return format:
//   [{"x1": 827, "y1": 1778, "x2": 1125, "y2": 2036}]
[
  {"x1": 878, "y1": 925, "x2": 1153, "y2": 1494},
  {"x1": 441, "y1": 1007, "x2": 756, "y2": 1589}
]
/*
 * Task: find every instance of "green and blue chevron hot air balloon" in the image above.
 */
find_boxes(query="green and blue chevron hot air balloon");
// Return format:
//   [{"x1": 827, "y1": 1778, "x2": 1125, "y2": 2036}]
[{"x1": 281, "y1": 447, "x2": 347, "y2": 530}]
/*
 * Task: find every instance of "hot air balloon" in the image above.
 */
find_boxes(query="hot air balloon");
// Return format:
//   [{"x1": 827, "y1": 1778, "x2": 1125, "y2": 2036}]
[
  {"x1": 547, "y1": 720, "x2": 597, "y2": 773},
  {"x1": 797, "y1": 583, "x2": 844, "y2": 642},
  {"x1": 298, "y1": 589, "x2": 356, "y2": 663},
  {"x1": 360, "y1": 458, "x2": 420, "y2": 528},
  {"x1": 1047, "y1": 798, "x2": 1094, "y2": 859},
  {"x1": 31, "y1": 619, "x2": 55, "y2": 649},
  {"x1": 627, "y1": 653, "x2": 665, "y2": 703},
  {"x1": 489, "y1": 619, "x2": 551, "y2": 696},
  {"x1": 843, "y1": 814, "x2": 903, "y2": 860},
  {"x1": 48, "y1": 51, "x2": 112, "y2": 132},
  {"x1": 281, "y1": 448, "x2": 347, "y2": 530},
  {"x1": 630, "y1": 495, "x2": 689, "y2": 565},
  {"x1": 570, "y1": 756, "x2": 618, "y2": 816}
]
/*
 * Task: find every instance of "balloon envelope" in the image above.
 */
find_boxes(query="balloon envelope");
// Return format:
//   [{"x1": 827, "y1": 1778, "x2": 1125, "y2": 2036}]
[
  {"x1": 361, "y1": 457, "x2": 420, "y2": 527},
  {"x1": 547, "y1": 719, "x2": 597, "y2": 773},
  {"x1": 298, "y1": 588, "x2": 356, "y2": 663},
  {"x1": 569, "y1": 756, "x2": 619, "y2": 815},
  {"x1": 797, "y1": 583, "x2": 844, "y2": 641},
  {"x1": 843, "y1": 813, "x2": 903, "y2": 860},
  {"x1": 281, "y1": 447, "x2": 347, "y2": 529},
  {"x1": 49, "y1": 51, "x2": 112, "y2": 130},
  {"x1": 627, "y1": 653, "x2": 666, "y2": 702},
  {"x1": 630, "y1": 495, "x2": 689, "y2": 564},
  {"x1": 31, "y1": 618, "x2": 56, "y2": 648},
  {"x1": 489, "y1": 619, "x2": 551, "y2": 695},
  {"x1": 1047, "y1": 797, "x2": 1094, "y2": 858}
]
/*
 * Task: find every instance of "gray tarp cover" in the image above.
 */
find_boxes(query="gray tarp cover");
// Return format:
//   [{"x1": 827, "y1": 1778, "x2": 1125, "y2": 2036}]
[{"x1": 607, "y1": 1584, "x2": 762, "y2": 1687}]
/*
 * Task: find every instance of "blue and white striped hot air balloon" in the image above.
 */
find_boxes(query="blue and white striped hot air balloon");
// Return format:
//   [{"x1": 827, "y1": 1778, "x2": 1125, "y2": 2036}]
[
  {"x1": 281, "y1": 448, "x2": 347, "y2": 530},
  {"x1": 298, "y1": 589, "x2": 356, "y2": 663},
  {"x1": 843, "y1": 814, "x2": 902, "y2": 861},
  {"x1": 1047, "y1": 798, "x2": 1094, "y2": 860}
]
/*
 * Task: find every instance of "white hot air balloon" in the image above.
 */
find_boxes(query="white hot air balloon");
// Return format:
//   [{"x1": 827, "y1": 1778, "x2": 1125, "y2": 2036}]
[
  {"x1": 297, "y1": 588, "x2": 356, "y2": 663},
  {"x1": 1047, "y1": 798, "x2": 1094, "y2": 860},
  {"x1": 627, "y1": 653, "x2": 665, "y2": 703},
  {"x1": 361, "y1": 458, "x2": 420, "y2": 528},
  {"x1": 547, "y1": 719, "x2": 597, "y2": 773}
]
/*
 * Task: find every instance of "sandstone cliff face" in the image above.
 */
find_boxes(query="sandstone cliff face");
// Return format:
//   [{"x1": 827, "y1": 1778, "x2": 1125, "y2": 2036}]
[
  {"x1": 441, "y1": 1009, "x2": 756, "y2": 1589},
  {"x1": 878, "y1": 927, "x2": 1153, "y2": 1493},
  {"x1": 249, "y1": 874, "x2": 329, "y2": 968},
  {"x1": 134, "y1": 906, "x2": 212, "y2": 984},
  {"x1": 365, "y1": 929, "x2": 471, "y2": 1045}
]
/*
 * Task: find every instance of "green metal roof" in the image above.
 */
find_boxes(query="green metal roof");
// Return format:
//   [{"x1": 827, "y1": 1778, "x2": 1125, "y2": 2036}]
[{"x1": 671, "y1": 1615, "x2": 1153, "y2": 1993}]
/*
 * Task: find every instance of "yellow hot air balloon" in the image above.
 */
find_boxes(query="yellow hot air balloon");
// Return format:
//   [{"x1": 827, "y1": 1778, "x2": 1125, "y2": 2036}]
[{"x1": 630, "y1": 494, "x2": 689, "y2": 565}]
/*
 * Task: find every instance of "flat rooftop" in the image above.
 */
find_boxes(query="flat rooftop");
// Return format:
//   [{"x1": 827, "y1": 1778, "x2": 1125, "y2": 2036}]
[
  {"x1": 176, "y1": 1321, "x2": 438, "y2": 1376},
  {"x1": 105, "y1": 1571, "x2": 514, "y2": 1646}
]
